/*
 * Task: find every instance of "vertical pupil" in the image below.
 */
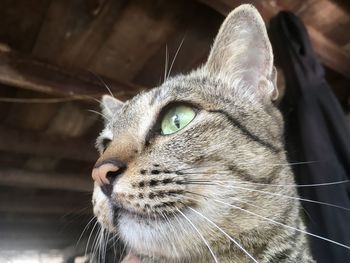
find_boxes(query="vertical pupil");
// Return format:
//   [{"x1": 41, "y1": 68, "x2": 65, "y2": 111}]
[{"x1": 172, "y1": 114, "x2": 180, "y2": 129}]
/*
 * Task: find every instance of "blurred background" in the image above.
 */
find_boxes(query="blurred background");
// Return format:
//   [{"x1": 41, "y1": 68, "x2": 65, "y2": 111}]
[{"x1": 0, "y1": 0, "x2": 349, "y2": 262}]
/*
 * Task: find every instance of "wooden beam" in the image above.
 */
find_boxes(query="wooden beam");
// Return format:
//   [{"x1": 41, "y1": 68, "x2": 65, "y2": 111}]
[
  {"x1": 306, "y1": 25, "x2": 350, "y2": 78},
  {"x1": 0, "y1": 0, "x2": 51, "y2": 53},
  {"x1": 0, "y1": 126, "x2": 97, "y2": 162},
  {"x1": 0, "y1": 45, "x2": 143, "y2": 101},
  {"x1": 0, "y1": 169, "x2": 92, "y2": 192},
  {"x1": 90, "y1": 0, "x2": 192, "y2": 82},
  {"x1": 197, "y1": 0, "x2": 350, "y2": 79},
  {"x1": 0, "y1": 212, "x2": 94, "y2": 250},
  {"x1": 0, "y1": 236, "x2": 75, "y2": 250},
  {"x1": 133, "y1": 2, "x2": 223, "y2": 86},
  {"x1": 0, "y1": 192, "x2": 91, "y2": 215},
  {"x1": 32, "y1": 0, "x2": 126, "y2": 67}
]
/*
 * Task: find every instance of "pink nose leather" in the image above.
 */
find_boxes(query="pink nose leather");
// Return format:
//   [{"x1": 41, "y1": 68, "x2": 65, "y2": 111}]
[{"x1": 91, "y1": 163, "x2": 119, "y2": 186}]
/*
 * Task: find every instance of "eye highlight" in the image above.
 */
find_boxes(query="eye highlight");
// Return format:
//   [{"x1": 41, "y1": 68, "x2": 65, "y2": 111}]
[{"x1": 160, "y1": 105, "x2": 196, "y2": 135}]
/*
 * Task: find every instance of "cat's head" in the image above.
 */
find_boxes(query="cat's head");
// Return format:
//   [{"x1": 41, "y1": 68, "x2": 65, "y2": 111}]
[{"x1": 92, "y1": 4, "x2": 293, "y2": 260}]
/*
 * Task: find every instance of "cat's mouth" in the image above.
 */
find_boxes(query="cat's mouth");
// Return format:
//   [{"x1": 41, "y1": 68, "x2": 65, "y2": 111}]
[
  {"x1": 112, "y1": 205, "x2": 158, "y2": 221},
  {"x1": 112, "y1": 200, "x2": 191, "y2": 223}
]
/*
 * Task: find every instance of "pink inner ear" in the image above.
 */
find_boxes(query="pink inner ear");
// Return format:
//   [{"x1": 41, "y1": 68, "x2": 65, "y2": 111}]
[{"x1": 205, "y1": 4, "x2": 273, "y2": 86}]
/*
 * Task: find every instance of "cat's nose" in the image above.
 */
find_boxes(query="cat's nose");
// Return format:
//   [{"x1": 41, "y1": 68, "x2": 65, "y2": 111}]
[{"x1": 92, "y1": 159, "x2": 127, "y2": 197}]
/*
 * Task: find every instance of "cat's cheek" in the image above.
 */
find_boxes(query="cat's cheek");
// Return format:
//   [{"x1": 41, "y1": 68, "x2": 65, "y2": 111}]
[{"x1": 92, "y1": 186, "x2": 116, "y2": 232}]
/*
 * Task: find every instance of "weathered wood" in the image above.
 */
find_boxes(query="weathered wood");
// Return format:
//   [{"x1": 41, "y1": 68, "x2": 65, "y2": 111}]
[
  {"x1": 306, "y1": 25, "x2": 350, "y2": 78},
  {"x1": 0, "y1": 191, "x2": 91, "y2": 214},
  {"x1": 0, "y1": 0, "x2": 50, "y2": 52},
  {"x1": 197, "y1": 0, "x2": 350, "y2": 79},
  {"x1": 0, "y1": 223, "x2": 87, "y2": 250},
  {"x1": 0, "y1": 213, "x2": 93, "y2": 250},
  {"x1": 0, "y1": 169, "x2": 92, "y2": 192},
  {"x1": 91, "y1": 0, "x2": 193, "y2": 81},
  {"x1": 0, "y1": 46, "x2": 143, "y2": 101},
  {"x1": 134, "y1": 2, "x2": 223, "y2": 86},
  {"x1": 0, "y1": 126, "x2": 97, "y2": 161},
  {"x1": 0, "y1": 236, "x2": 75, "y2": 250},
  {"x1": 32, "y1": 0, "x2": 127, "y2": 67}
]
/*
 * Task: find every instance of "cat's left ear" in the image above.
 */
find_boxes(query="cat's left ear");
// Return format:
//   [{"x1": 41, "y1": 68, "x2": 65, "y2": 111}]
[
  {"x1": 101, "y1": 95, "x2": 124, "y2": 120},
  {"x1": 205, "y1": 4, "x2": 278, "y2": 101}
]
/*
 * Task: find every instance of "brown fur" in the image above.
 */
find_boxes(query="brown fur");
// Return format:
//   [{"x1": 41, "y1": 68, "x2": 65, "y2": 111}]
[{"x1": 92, "y1": 4, "x2": 315, "y2": 263}]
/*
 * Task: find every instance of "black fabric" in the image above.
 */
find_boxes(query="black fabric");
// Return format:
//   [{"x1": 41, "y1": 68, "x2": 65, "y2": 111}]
[{"x1": 269, "y1": 11, "x2": 350, "y2": 263}]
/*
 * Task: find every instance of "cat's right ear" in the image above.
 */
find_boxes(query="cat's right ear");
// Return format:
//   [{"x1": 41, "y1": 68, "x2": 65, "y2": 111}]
[
  {"x1": 101, "y1": 95, "x2": 124, "y2": 120},
  {"x1": 204, "y1": 4, "x2": 277, "y2": 101}
]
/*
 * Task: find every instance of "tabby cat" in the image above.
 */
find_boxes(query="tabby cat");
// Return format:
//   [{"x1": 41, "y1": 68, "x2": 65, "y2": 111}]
[{"x1": 91, "y1": 4, "x2": 315, "y2": 263}]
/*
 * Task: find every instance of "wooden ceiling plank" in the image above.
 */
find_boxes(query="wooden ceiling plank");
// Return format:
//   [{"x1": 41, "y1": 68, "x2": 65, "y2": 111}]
[
  {"x1": 134, "y1": 2, "x2": 223, "y2": 86},
  {"x1": 0, "y1": 169, "x2": 92, "y2": 192},
  {"x1": 0, "y1": 126, "x2": 97, "y2": 162},
  {"x1": 0, "y1": 237, "x2": 75, "y2": 251},
  {"x1": 0, "y1": 46, "x2": 143, "y2": 100},
  {"x1": 90, "y1": 0, "x2": 191, "y2": 81},
  {"x1": 196, "y1": 0, "x2": 350, "y2": 79},
  {"x1": 0, "y1": 200, "x2": 89, "y2": 215},
  {"x1": 32, "y1": 0, "x2": 127, "y2": 67},
  {"x1": 0, "y1": 192, "x2": 90, "y2": 215},
  {"x1": 0, "y1": 0, "x2": 51, "y2": 52}
]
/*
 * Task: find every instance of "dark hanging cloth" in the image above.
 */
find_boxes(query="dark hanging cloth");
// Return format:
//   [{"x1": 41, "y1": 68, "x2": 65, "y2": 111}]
[{"x1": 269, "y1": 12, "x2": 350, "y2": 263}]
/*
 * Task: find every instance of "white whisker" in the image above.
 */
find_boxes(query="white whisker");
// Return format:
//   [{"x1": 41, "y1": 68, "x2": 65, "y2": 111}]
[
  {"x1": 188, "y1": 207, "x2": 259, "y2": 263},
  {"x1": 164, "y1": 44, "x2": 169, "y2": 82},
  {"x1": 167, "y1": 37, "x2": 185, "y2": 79},
  {"x1": 215, "y1": 183, "x2": 350, "y2": 212},
  {"x1": 176, "y1": 208, "x2": 219, "y2": 263},
  {"x1": 213, "y1": 198, "x2": 350, "y2": 250},
  {"x1": 85, "y1": 220, "x2": 99, "y2": 258},
  {"x1": 89, "y1": 71, "x2": 115, "y2": 98},
  {"x1": 220, "y1": 179, "x2": 350, "y2": 188},
  {"x1": 87, "y1": 109, "x2": 109, "y2": 120},
  {"x1": 76, "y1": 216, "x2": 96, "y2": 248}
]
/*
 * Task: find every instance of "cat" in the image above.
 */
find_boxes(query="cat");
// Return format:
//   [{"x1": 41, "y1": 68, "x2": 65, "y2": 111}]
[{"x1": 91, "y1": 4, "x2": 315, "y2": 263}]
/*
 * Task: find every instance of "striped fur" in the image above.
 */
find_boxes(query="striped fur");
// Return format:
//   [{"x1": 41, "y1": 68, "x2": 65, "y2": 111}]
[{"x1": 92, "y1": 4, "x2": 315, "y2": 263}]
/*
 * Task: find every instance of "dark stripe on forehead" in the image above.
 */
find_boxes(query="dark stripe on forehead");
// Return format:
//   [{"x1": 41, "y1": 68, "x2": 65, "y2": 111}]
[{"x1": 208, "y1": 109, "x2": 280, "y2": 154}]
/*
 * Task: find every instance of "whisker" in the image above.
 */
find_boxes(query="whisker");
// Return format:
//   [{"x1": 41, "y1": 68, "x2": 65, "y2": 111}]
[
  {"x1": 212, "y1": 198, "x2": 350, "y2": 251},
  {"x1": 76, "y1": 216, "x2": 96, "y2": 248},
  {"x1": 103, "y1": 230, "x2": 109, "y2": 262},
  {"x1": 162, "y1": 211, "x2": 181, "y2": 257},
  {"x1": 85, "y1": 220, "x2": 99, "y2": 258},
  {"x1": 119, "y1": 238, "x2": 127, "y2": 263},
  {"x1": 89, "y1": 70, "x2": 115, "y2": 98},
  {"x1": 164, "y1": 44, "x2": 169, "y2": 82},
  {"x1": 176, "y1": 208, "x2": 219, "y2": 263},
  {"x1": 188, "y1": 206, "x2": 259, "y2": 263},
  {"x1": 217, "y1": 179, "x2": 350, "y2": 188},
  {"x1": 184, "y1": 177, "x2": 350, "y2": 188},
  {"x1": 215, "y1": 183, "x2": 350, "y2": 212},
  {"x1": 180, "y1": 181, "x2": 217, "y2": 186},
  {"x1": 89, "y1": 222, "x2": 101, "y2": 261},
  {"x1": 87, "y1": 109, "x2": 109, "y2": 119},
  {"x1": 167, "y1": 36, "x2": 185, "y2": 79},
  {"x1": 175, "y1": 160, "x2": 319, "y2": 173},
  {"x1": 188, "y1": 192, "x2": 267, "y2": 211}
]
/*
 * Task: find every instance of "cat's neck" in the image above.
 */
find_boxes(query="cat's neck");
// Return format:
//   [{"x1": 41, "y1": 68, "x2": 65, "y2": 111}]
[{"x1": 137, "y1": 213, "x2": 315, "y2": 263}]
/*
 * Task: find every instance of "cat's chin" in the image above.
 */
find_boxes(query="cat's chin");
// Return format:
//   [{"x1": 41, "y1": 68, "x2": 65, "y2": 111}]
[{"x1": 116, "y1": 208, "x2": 191, "y2": 260}]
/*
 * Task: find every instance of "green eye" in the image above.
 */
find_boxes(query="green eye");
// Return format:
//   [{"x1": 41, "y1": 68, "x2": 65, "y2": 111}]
[{"x1": 160, "y1": 105, "x2": 196, "y2": 135}]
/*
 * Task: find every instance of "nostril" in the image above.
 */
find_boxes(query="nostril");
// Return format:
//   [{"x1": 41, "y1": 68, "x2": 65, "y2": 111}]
[
  {"x1": 106, "y1": 164, "x2": 126, "y2": 183},
  {"x1": 93, "y1": 159, "x2": 127, "y2": 197},
  {"x1": 101, "y1": 184, "x2": 113, "y2": 197},
  {"x1": 106, "y1": 170, "x2": 120, "y2": 183}
]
